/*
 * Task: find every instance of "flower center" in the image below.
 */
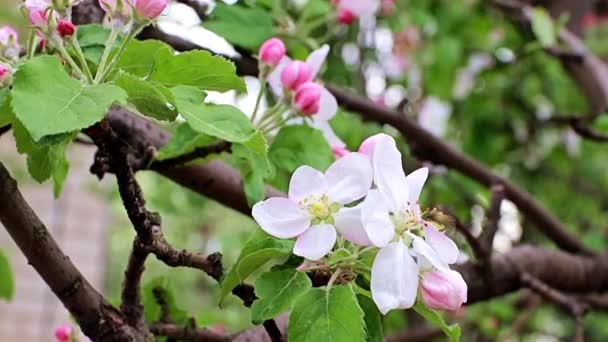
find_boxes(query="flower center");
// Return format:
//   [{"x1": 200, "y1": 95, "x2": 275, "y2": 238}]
[
  {"x1": 390, "y1": 209, "x2": 423, "y2": 236},
  {"x1": 300, "y1": 195, "x2": 341, "y2": 224}
]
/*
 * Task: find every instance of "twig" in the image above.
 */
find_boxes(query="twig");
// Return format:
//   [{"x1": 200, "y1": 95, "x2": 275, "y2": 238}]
[
  {"x1": 121, "y1": 241, "x2": 149, "y2": 329},
  {"x1": 479, "y1": 184, "x2": 505, "y2": 256},
  {"x1": 150, "y1": 323, "x2": 228, "y2": 342}
]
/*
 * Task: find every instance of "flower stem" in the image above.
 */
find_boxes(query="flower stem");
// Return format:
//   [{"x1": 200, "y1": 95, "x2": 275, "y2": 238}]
[
  {"x1": 94, "y1": 27, "x2": 119, "y2": 83},
  {"x1": 326, "y1": 268, "x2": 343, "y2": 292},
  {"x1": 26, "y1": 30, "x2": 37, "y2": 60},
  {"x1": 69, "y1": 35, "x2": 94, "y2": 84},
  {"x1": 97, "y1": 23, "x2": 146, "y2": 83},
  {"x1": 54, "y1": 38, "x2": 89, "y2": 82},
  {"x1": 251, "y1": 76, "x2": 267, "y2": 123}
]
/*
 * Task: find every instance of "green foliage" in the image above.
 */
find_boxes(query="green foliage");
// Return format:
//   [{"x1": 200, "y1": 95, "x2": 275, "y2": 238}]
[
  {"x1": 357, "y1": 295, "x2": 383, "y2": 342},
  {"x1": 204, "y1": 4, "x2": 274, "y2": 50},
  {"x1": 171, "y1": 86, "x2": 256, "y2": 143},
  {"x1": 116, "y1": 39, "x2": 172, "y2": 78},
  {"x1": 219, "y1": 229, "x2": 293, "y2": 305},
  {"x1": 0, "y1": 88, "x2": 10, "y2": 127},
  {"x1": 11, "y1": 56, "x2": 127, "y2": 141},
  {"x1": 156, "y1": 123, "x2": 214, "y2": 161},
  {"x1": 230, "y1": 131, "x2": 272, "y2": 206},
  {"x1": 142, "y1": 277, "x2": 189, "y2": 325},
  {"x1": 269, "y1": 125, "x2": 334, "y2": 173},
  {"x1": 0, "y1": 250, "x2": 14, "y2": 301},
  {"x1": 114, "y1": 72, "x2": 178, "y2": 121},
  {"x1": 531, "y1": 8, "x2": 556, "y2": 47},
  {"x1": 149, "y1": 49, "x2": 246, "y2": 93},
  {"x1": 288, "y1": 285, "x2": 366, "y2": 342},
  {"x1": 250, "y1": 269, "x2": 311, "y2": 324},
  {"x1": 77, "y1": 24, "x2": 121, "y2": 66},
  {"x1": 413, "y1": 301, "x2": 461, "y2": 342}
]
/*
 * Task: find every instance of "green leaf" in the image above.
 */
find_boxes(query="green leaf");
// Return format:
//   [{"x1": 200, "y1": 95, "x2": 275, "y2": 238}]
[
  {"x1": 114, "y1": 72, "x2": 178, "y2": 121},
  {"x1": 0, "y1": 250, "x2": 15, "y2": 301},
  {"x1": 11, "y1": 56, "x2": 127, "y2": 141},
  {"x1": 231, "y1": 131, "x2": 272, "y2": 206},
  {"x1": 269, "y1": 125, "x2": 334, "y2": 173},
  {"x1": 204, "y1": 4, "x2": 274, "y2": 50},
  {"x1": 413, "y1": 301, "x2": 461, "y2": 342},
  {"x1": 357, "y1": 295, "x2": 383, "y2": 342},
  {"x1": 12, "y1": 119, "x2": 72, "y2": 197},
  {"x1": 531, "y1": 8, "x2": 556, "y2": 47},
  {"x1": 76, "y1": 24, "x2": 121, "y2": 66},
  {"x1": 156, "y1": 123, "x2": 214, "y2": 161},
  {"x1": 116, "y1": 39, "x2": 172, "y2": 78},
  {"x1": 0, "y1": 88, "x2": 11, "y2": 127},
  {"x1": 219, "y1": 229, "x2": 293, "y2": 305},
  {"x1": 171, "y1": 85, "x2": 255, "y2": 142},
  {"x1": 150, "y1": 49, "x2": 246, "y2": 92},
  {"x1": 251, "y1": 269, "x2": 312, "y2": 324},
  {"x1": 142, "y1": 277, "x2": 189, "y2": 325},
  {"x1": 288, "y1": 285, "x2": 366, "y2": 342}
]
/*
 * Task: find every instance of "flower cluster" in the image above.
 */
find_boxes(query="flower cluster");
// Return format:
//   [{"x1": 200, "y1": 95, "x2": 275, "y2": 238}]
[
  {"x1": 254, "y1": 38, "x2": 346, "y2": 149},
  {"x1": 252, "y1": 133, "x2": 467, "y2": 314},
  {"x1": 331, "y1": 0, "x2": 380, "y2": 26}
]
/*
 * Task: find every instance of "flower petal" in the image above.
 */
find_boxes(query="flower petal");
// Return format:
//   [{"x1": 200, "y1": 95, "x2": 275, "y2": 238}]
[
  {"x1": 306, "y1": 44, "x2": 330, "y2": 79},
  {"x1": 293, "y1": 224, "x2": 337, "y2": 260},
  {"x1": 424, "y1": 225, "x2": 459, "y2": 264},
  {"x1": 340, "y1": 0, "x2": 380, "y2": 17},
  {"x1": 326, "y1": 152, "x2": 373, "y2": 204},
  {"x1": 334, "y1": 205, "x2": 372, "y2": 246},
  {"x1": 410, "y1": 234, "x2": 449, "y2": 271},
  {"x1": 314, "y1": 87, "x2": 338, "y2": 121},
  {"x1": 267, "y1": 56, "x2": 290, "y2": 98},
  {"x1": 371, "y1": 241, "x2": 419, "y2": 314},
  {"x1": 252, "y1": 198, "x2": 310, "y2": 239},
  {"x1": 372, "y1": 134, "x2": 409, "y2": 212},
  {"x1": 361, "y1": 189, "x2": 394, "y2": 247},
  {"x1": 406, "y1": 167, "x2": 429, "y2": 204},
  {"x1": 288, "y1": 165, "x2": 328, "y2": 202},
  {"x1": 311, "y1": 120, "x2": 346, "y2": 148}
]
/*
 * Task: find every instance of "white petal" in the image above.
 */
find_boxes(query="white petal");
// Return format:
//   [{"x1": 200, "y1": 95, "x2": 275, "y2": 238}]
[
  {"x1": 288, "y1": 166, "x2": 328, "y2": 202},
  {"x1": 406, "y1": 167, "x2": 429, "y2": 204},
  {"x1": 371, "y1": 241, "x2": 419, "y2": 315},
  {"x1": 424, "y1": 225, "x2": 459, "y2": 264},
  {"x1": 267, "y1": 56, "x2": 290, "y2": 98},
  {"x1": 293, "y1": 224, "x2": 337, "y2": 260},
  {"x1": 311, "y1": 120, "x2": 346, "y2": 148},
  {"x1": 334, "y1": 206, "x2": 372, "y2": 246},
  {"x1": 372, "y1": 134, "x2": 409, "y2": 212},
  {"x1": 315, "y1": 87, "x2": 338, "y2": 121},
  {"x1": 252, "y1": 198, "x2": 311, "y2": 239},
  {"x1": 361, "y1": 189, "x2": 394, "y2": 247},
  {"x1": 325, "y1": 152, "x2": 373, "y2": 204},
  {"x1": 306, "y1": 44, "x2": 330, "y2": 79},
  {"x1": 410, "y1": 234, "x2": 449, "y2": 271},
  {"x1": 340, "y1": 0, "x2": 380, "y2": 17}
]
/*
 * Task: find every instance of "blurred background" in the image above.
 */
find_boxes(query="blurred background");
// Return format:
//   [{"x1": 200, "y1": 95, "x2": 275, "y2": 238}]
[{"x1": 2, "y1": 0, "x2": 608, "y2": 341}]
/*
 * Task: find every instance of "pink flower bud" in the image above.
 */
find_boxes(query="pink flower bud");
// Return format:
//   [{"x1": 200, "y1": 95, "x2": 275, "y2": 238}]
[
  {"x1": 25, "y1": 0, "x2": 50, "y2": 26},
  {"x1": 133, "y1": 0, "x2": 168, "y2": 20},
  {"x1": 54, "y1": 324, "x2": 72, "y2": 342},
  {"x1": 337, "y1": 8, "x2": 356, "y2": 25},
  {"x1": 0, "y1": 64, "x2": 11, "y2": 85},
  {"x1": 280, "y1": 61, "x2": 313, "y2": 92},
  {"x1": 57, "y1": 20, "x2": 76, "y2": 37},
  {"x1": 420, "y1": 270, "x2": 467, "y2": 311},
  {"x1": 0, "y1": 26, "x2": 18, "y2": 45},
  {"x1": 332, "y1": 146, "x2": 350, "y2": 159},
  {"x1": 259, "y1": 38, "x2": 286, "y2": 67},
  {"x1": 294, "y1": 82, "x2": 322, "y2": 115}
]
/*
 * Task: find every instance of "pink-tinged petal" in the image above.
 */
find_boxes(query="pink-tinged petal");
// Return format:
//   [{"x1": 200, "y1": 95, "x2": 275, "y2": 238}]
[
  {"x1": 306, "y1": 44, "x2": 330, "y2": 79},
  {"x1": 339, "y1": 0, "x2": 380, "y2": 17},
  {"x1": 332, "y1": 146, "x2": 350, "y2": 159},
  {"x1": 334, "y1": 205, "x2": 372, "y2": 246},
  {"x1": 259, "y1": 37, "x2": 286, "y2": 67},
  {"x1": 424, "y1": 225, "x2": 459, "y2": 264},
  {"x1": 288, "y1": 166, "x2": 328, "y2": 202},
  {"x1": 325, "y1": 152, "x2": 373, "y2": 204},
  {"x1": 293, "y1": 224, "x2": 337, "y2": 260},
  {"x1": 267, "y1": 56, "x2": 290, "y2": 98},
  {"x1": 312, "y1": 121, "x2": 346, "y2": 149},
  {"x1": 371, "y1": 241, "x2": 419, "y2": 314},
  {"x1": 252, "y1": 198, "x2": 311, "y2": 239},
  {"x1": 361, "y1": 189, "x2": 394, "y2": 247},
  {"x1": 410, "y1": 234, "x2": 449, "y2": 271},
  {"x1": 372, "y1": 134, "x2": 409, "y2": 212},
  {"x1": 315, "y1": 87, "x2": 338, "y2": 121},
  {"x1": 420, "y1": 270, "x2": 467, "y2": 311},
  {"x1": 358, "y1": 133, "x2": 385, "y2": 159},
  {"x1": 406, "y1": 167, "x2": 428, "y2": 204}
]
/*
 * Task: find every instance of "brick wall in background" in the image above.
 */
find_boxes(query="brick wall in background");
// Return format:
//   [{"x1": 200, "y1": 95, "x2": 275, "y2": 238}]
[{"x1": 0, "y1": 136, "x2": 112, "y2": 342}]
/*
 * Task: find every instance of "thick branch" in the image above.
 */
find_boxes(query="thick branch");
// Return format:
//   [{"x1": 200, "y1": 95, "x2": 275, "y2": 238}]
[
  {"x1": 0, "y1": 162, "x2": 143, "y2": 341},
  {"x1": 150, "y1": 323, "x2": 228, "y2": 342}
]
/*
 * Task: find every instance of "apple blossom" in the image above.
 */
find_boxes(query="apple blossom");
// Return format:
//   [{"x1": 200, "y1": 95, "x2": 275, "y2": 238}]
[
  {"x1": 337, "y1": 8, "x2": 356, "y2": 25},
  {"x1": 258, "y1": 38, "x2": 286, "y2": 67},
  {"x1": 252, "y1": 153, "x2": 373, "y2": 260},
  {"x1": 332, "y1": 146, "x2": 350, "y2": 159},
  {"x1": 0, "y1": 26, "x2": 19, "y2": 59},
  {"x1": 54, "y1": 324, "x2": 72, "y2": 342},
  {"x1": 57, "y1": 20, "x2": 76, "y2": 37},
  {"x1": 420, "y1": 270, "x2": 467, "y2": 311},
  {"x1": 280, "y1": 61, "x2": 313, "y2": 92},
  {"x1": 336, "y1": 133, "x2": 461, "y2": 314},
  {"x1": 334, "y1": 0, "x2": 380, "y2": 28},
  {"x1": 99, "y1": 0, "x2": 133, "y2": 21},
  {"x1": 293, "y1": 82, "x2": 322, "y2": 115},
  {"x1": 25, "y1": 0, "x2": 51, "y2": 27},
  {"x1": 132, "y1": 0, "x2": 168, "y2": 20}
]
